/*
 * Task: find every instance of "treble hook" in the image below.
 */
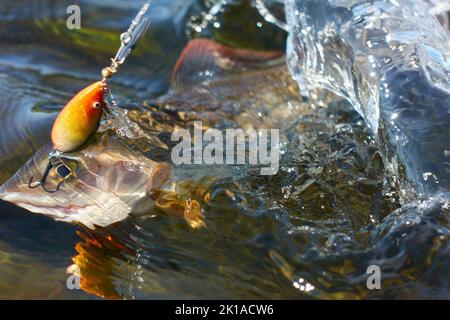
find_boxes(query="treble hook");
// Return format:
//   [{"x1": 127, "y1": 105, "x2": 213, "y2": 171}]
[{"x1": 28, "y1": 151, "x2": 73, "y2": 193}]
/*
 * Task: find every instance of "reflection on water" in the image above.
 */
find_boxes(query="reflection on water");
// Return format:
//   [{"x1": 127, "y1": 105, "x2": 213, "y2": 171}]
[
  {"x1": 0, "y1": 0, "x2": 448, "y2": 299},
  {"x1": 0, "y1": 200, "x2": 89, "y2": 299}
]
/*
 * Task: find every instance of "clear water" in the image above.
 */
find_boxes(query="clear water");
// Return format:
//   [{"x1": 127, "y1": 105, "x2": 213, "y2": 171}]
[
  {"x1": 285, "y1": 0, "x2": 450, "y2": 197},
  {"x1": 0, "y1": 0, "x2": 448, "y2": 299}
]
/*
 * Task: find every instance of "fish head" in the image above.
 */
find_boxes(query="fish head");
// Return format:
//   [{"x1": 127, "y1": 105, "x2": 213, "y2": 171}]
[
  {"x1": 0, "y1": 134, "x2": 171, "y2": 229},
  {"x1": 51, "y1": 81, "x2": 106, "y2": 153}
]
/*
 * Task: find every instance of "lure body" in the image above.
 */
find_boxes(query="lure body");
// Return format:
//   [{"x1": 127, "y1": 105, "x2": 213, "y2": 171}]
[{"x1": 51, "y1": 81, "x2": 105, "y2": 153}]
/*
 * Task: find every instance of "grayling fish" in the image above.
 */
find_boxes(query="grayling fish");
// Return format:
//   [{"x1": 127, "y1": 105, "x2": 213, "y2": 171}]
[{"x1": 0, "y1": 39, "x2": 308, "y2": 229}]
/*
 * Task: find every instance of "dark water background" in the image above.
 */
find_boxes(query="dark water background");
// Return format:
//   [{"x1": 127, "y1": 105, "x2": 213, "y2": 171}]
[{"x1": 0, "y1": 0, "x2": 448, "y2": 299}]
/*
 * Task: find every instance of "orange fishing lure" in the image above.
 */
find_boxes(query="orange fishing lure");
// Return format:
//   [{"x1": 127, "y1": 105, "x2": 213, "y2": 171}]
[{"x1": 51, "y1": 81, "x2": 105, "y2": 153}]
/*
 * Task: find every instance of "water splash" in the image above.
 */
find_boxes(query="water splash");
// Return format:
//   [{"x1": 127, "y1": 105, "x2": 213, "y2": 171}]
[
  {"x1": 285, "y1": 0, "x2": 450, "y2": 198},
  {"x1": 254, "y1": 0, "x2": 288, "y2": 31},
  {"x1": 423, "y1": 0, "x2": 450, "y2": 17},
  {"x1": 99, "y1": 85, "x2": 167, "y2": 151}
]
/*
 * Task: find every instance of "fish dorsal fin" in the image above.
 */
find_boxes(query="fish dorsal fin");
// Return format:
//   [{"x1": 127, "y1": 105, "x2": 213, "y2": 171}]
[{"x1": 170, "y1": 38, "x2": 284, "y2": 93}]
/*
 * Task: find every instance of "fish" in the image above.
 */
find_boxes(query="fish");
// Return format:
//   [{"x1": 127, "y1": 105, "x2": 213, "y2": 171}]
[
  {"x1": 0, "y1": 39, "x2": 305, "y2": 229},
  {"x1": 51, "y1": 81, "x2": 105, "y2": 153}
]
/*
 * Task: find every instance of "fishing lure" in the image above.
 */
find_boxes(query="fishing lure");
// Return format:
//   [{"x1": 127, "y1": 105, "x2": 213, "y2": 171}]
[{"x1": 29, "y1": 2, "x2": 152, "y2": 193}]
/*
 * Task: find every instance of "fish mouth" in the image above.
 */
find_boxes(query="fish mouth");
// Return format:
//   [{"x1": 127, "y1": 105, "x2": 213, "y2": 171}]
[{"x1": 0, "y1": 134, "x2": 171, "y2": 229}]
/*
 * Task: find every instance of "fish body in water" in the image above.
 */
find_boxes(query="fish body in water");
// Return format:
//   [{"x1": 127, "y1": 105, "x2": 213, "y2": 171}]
[{"x1": 0, "y1": 39, "x2": 301, "y2": 228}]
